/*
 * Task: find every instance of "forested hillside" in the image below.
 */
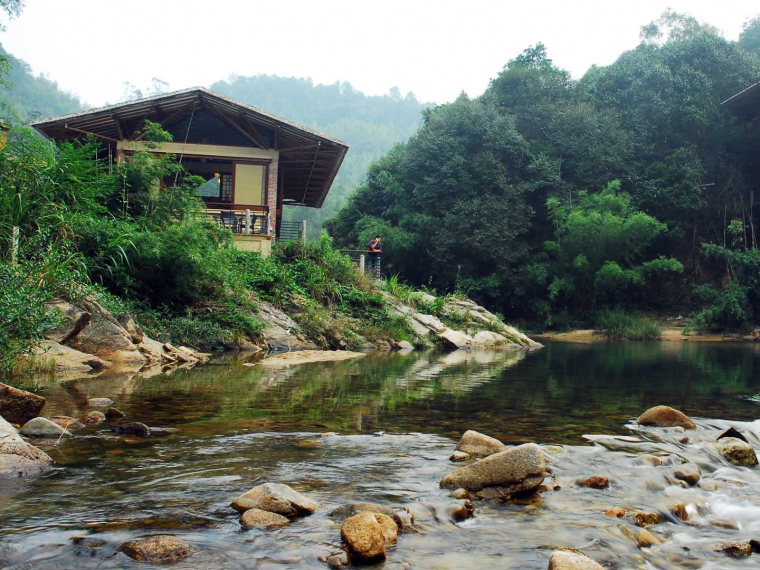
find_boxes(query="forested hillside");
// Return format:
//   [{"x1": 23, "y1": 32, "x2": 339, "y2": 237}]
[
  {"x1": 327, "y1": 12, "x2": 760, "y2": 331},
  {"x1": 0, "y1": 44, "x2": 82, "y2": 123},
  {"x1": 210, "y1": 75, "x2": 426, "y2": 228}
]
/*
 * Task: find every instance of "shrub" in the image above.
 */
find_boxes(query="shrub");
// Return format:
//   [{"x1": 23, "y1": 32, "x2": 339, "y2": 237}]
[{"x1": 595, "y1": 309, "x2": 661, "y2": 340}]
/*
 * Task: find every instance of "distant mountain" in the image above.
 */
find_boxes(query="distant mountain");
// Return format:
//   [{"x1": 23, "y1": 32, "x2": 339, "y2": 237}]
[
  {"x1": 210, "y1": 75, "x2": 427, "y2": 229},
  {"x1": 0, "y1": 44, "x2": 83, "y2": 124}
]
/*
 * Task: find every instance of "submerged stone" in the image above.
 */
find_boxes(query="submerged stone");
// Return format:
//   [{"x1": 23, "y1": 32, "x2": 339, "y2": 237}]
[
  {"x1": 82, "y1": 411, "x2": 106, "y2": 425},
  {"x1": 715, "y1": 542, "x2": 752, "y2": 557},
  {"x1": 114, "y1": 422, "x2": 150, "y2": 438},
  {"x1": 547, "y1": 550, "x2": 605, "y2": 569},
  {"x1": 119, "y1": 535, "x2": 195, "y2": 563},
  {"x1": 48, "y1": 416, "x2": 85, "y2": 431},
  {"x1": 672, "y1": 463, "x2": 701, "y2": 486},
  {"x1": 240, "y1": 508, "x2": 291, "y2": 530},
  {"x1": 578, "y1": 476, "x2": 609, "y2": 489}
]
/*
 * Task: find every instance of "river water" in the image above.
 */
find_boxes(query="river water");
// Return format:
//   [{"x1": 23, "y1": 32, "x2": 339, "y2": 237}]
[{"x1": 2, "y1": 341, "x2": 760, "y2": 569}]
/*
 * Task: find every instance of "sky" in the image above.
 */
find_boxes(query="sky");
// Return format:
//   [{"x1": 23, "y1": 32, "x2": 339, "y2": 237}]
[{"x1": 2, "y1": 0, "x2": 759, "y2": 107}]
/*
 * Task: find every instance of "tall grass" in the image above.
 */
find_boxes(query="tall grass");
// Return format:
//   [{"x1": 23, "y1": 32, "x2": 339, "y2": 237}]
[{"x1": 595, "y1": 310, "x2": 661, "y2": 341}]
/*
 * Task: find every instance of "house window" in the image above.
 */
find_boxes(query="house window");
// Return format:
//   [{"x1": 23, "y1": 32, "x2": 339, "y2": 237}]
[
  {"x1": 183, "y1": 158, "x2": 233, "y2": 204},
  {"x1": 195, "y1": 173, "x2": 232, "y2": 202}
]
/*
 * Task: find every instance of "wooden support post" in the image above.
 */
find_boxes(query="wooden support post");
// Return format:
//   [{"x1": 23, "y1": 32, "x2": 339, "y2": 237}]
[
  {"x1": 245, "y1": 209, "x2": 252, "y2": 235},
  {"x1": 10, "y1": 226, "x2": 19, "y2": 266},
  {"x1": 359, "y1": 254, "x2": 366, "y2": 273},
  {"x1": 300, "y1": 219, "x2": 307, "y2": 242}
]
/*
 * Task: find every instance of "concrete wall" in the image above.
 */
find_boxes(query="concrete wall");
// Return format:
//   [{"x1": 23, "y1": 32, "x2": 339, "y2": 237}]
[{"x1": 233, "y1": 234, "x2": 273, "y2": 257}]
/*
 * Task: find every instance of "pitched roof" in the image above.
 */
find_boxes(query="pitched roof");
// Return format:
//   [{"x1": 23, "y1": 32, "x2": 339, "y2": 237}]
[
  {"x1": 31, "y1": 87, "x2": 349, "y2": 208},
  {"x1": 722, "y1": 82, "x2": 760, "y2": 121}
]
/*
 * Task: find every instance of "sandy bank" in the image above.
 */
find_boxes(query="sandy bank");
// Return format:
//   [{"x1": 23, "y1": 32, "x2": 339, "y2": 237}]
[{"x1": 534, "y1": 328, "x2": 757, "y2": 343}]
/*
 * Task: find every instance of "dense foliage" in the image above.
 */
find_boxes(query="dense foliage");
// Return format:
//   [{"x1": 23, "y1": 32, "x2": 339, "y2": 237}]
[
  {"x1": 0, "y1": 124, "x2": 412, "y2": 373},
  {"x1": 329, "y1": 13, "x2": 760, "y2": 331}
]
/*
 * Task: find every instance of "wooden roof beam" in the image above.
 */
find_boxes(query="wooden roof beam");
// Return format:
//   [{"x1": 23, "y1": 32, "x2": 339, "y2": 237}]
[
  {"x1": 239, "y1": 114, "x2": 269, "y2": 149},
  {"x1": 203, "y1": 102, "x2": 267, "y2": 149}
]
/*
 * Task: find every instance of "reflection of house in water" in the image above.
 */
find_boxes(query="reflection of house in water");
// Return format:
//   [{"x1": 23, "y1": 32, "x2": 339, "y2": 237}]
[{"x1": 32, "y1": 88, "x2": 349, "y2": 256}]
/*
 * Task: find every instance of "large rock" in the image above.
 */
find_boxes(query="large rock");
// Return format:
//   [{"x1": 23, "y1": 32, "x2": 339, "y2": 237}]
[
  {"x1": 455, "y1": 430, "x2": 506, "y2": 458},
  {"x1": 341, "y1": 512, "x2": 397, "y2": 563},
  {"x1": 0, "y1": 415, "x2": 53, "y2": 477},
  {"x1": 58, "y1": 298, "x2": 146, "y2": 365},
  {"x1": 230, "y1": 482, "x2": 319, "y2": 516},
  {"x1": 547, "y1": 551, "x2": 605, "y2": 570},
  {"x1": 43, "y1": 298, "x2": 90, "y2": 343},
  {"x1": 258, "y1": 301, "x2": 318, "y2": 352},
  {"x1": 637, "y1": 406, "x2": 696, "y2": 430},
  {"x1": 240, "y1": 508, "x2": 291, "y2": 530},
  {"x1": 717, "y1": 437, "x2": 758, "y2": 467},
  {"x1": 438, "y1": 328, "x2": 474, "y2": 350},
  {"x1": 472, "y1": 331, "x2": 508, "y2": 347},
  {"x1": 32, "y1": 340, "x2": 109, "y2": 373},
  {"x1": 119, "y1": 535, "x2": 195, "y2": 563},
  {"x1": 440, "y1": 443, "x2": 546, "y2": 498},
  {"x1": 0, "y1": 382, "x2": 45, "y2": 425},
  {"x1": 117, "y1": 313, "x2": 144, "y2": 344},
  {"x1": 20, "y1": 417, "x2": 72, "y2": 438}
]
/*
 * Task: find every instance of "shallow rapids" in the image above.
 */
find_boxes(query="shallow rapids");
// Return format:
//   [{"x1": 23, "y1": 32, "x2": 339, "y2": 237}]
[{"x1": 1, "y1": 342, "x2": 760, "y2": 568}]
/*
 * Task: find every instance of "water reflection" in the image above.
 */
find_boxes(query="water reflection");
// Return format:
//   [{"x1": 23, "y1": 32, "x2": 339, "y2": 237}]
[{"x1": 1, "y1": 342, "x2": 760, "y2": 569}]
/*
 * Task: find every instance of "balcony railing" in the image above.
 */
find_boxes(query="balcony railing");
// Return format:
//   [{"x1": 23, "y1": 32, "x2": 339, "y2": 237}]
[
  {"x1": 279, "y1": 220, "x2": 306, "y2": 242},
  {"x1": 339, "y1": 249, "x2": 382, "y2": 278},
  {"x1": 206, "y1": 209, "x2": 269, "y2": 235}
]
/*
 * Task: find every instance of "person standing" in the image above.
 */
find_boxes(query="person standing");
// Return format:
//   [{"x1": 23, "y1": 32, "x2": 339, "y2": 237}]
[{"x1": 367, "y1": 235, "x2": 383, "y2": 278}]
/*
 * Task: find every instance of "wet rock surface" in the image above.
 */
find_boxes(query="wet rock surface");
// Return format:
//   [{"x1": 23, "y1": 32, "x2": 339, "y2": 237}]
[
  {"x1": 340, "y1": 512, "x2": 397, "y2": 563},
  {"x1": 0, "y1": 382, "x2": 45, "y2": 425},
  {"x1": 114, "y1": 422, "x2": 151, "y2": 437},
  {"x1": 454, "y1": 429, "x2": 506, "y2": 458},
  {"x1": 716, "y1": 437, "x2": 759, "y2": 466},
  {"x1": 637, "y1": 405, "x2": 696, "y2": 429},
  {"x1": 578, "y1": 475, "x2": 609, "y2": 489},
  {"x1": 82, "y1": 410, "x2": 106, "y2": 425},
  {"x1": 231, "y1": 482, "x2": 319, "y2": 517},
  {"x1": 440, "y1": 442, "x2": 545, "y2": 497},
  {"x1": 240, "y1": 508, "x2": 291, "y2": 529},
  {"x1": 20, "y1": 417, "x2": 72, "y2": 438},
  {"x1": 0, "y1": 415, "x2": 53, "y2": 478},
  {"x1": 119, "y1": 535, "x2": 195, "y2": 563},
  {"x1": 547, "y1": 550, "x2": 605, "y2": 569}
]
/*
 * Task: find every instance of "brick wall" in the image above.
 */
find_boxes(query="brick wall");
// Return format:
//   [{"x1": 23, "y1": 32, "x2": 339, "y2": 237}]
[{"x1": 267, "y1": 161, "x2": 278, "y2": 234}]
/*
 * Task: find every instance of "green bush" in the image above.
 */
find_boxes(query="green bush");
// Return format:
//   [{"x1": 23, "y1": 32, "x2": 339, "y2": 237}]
[{"x1": 595, "y1": 310, "x2": 662, "y2": 340}]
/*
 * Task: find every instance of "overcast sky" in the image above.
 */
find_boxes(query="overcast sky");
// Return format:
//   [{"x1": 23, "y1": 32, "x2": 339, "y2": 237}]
[{"x1": 2, "y1": 0, "x2": 759, "y2": 107}]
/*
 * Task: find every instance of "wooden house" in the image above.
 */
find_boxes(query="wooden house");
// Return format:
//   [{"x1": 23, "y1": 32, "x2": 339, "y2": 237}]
[{"x1": 32, "y1": 87, "x2": 349, "y2": 256}]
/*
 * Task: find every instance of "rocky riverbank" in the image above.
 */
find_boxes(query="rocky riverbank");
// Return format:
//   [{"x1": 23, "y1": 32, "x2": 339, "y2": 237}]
[{"x1": 15, "y1": 290, "x2": 540, "y2": 381}]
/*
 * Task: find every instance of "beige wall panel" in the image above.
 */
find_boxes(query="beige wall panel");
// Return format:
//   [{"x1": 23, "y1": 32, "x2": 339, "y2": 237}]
[{"x1": 234, "y1": 164, "x2": 265, "y2": 206}]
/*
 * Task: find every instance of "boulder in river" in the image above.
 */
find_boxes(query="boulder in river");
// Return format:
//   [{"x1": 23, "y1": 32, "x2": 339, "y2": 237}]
[
  {"x1": 715, "y1": 542, "x2": 752, "y2": 557},
  {"x1": 88, "y1": 398, "x2": 113, "y2": 407},
  {"x1": 633, "y1": 512, "x2": 661, "y2": 527},
  {"x1": 82, "y1": 410, "x2": 106, "y2": 425},
  {"x1": 48, "y1": 416, "x2": 85, "y2": 432},
  {"x1": 119, "y1": 535, "x2": 195, "y2": 563},
  {"x1": 340, "y1": 512, "x2": 397, "y2": 563},
  {"x1": 672, "y1": 463, "x2": 701, "y2": 486},
  {"x1": 455, "y1": 430, "x2": 506, "y2": 458},
  {"x1": 716, "y1": 437, "x2": 758, "y2": 467},
  {"x1": 231, "y1": 482, "x2": 319, "y2": 517},
  {"x1": 578, "y1": 476, "x2": 609, "y2": 489},
  {"x1": 20, "y1": 417, "x2": 72, "y2": 438},
  {"x1": 547, "y1": 550, "x2": 605, "y2": 569},
  {"x1": 440, "y1": 443, "x2": 545, "y2": 499},
  {"x1": 114, "y1": 422, "x2": 151, "y2": 438},
  {"x1": 0, "y1": 383, "x2": 45, "y2": 425},
  {"x1": 0, "y1": 415, "x2": 53, "y2": 478},
  {"x1": 105, "y1": 407, "x2": 125, "y2": 419},
  {"x1": 240, "y1": 508, "x2": 291, "y2": 530},
  {"x1": 637, "y1": 406, "x2": 696, "y2": 430},
  {"x1": 717, "y1": 427, "x2": 748, "y2": 443}
]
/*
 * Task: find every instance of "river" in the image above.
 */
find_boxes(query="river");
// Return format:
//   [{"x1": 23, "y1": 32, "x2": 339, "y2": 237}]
[{"x1": 1, "y1": 341, "x2": 760, "y2": 568}]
